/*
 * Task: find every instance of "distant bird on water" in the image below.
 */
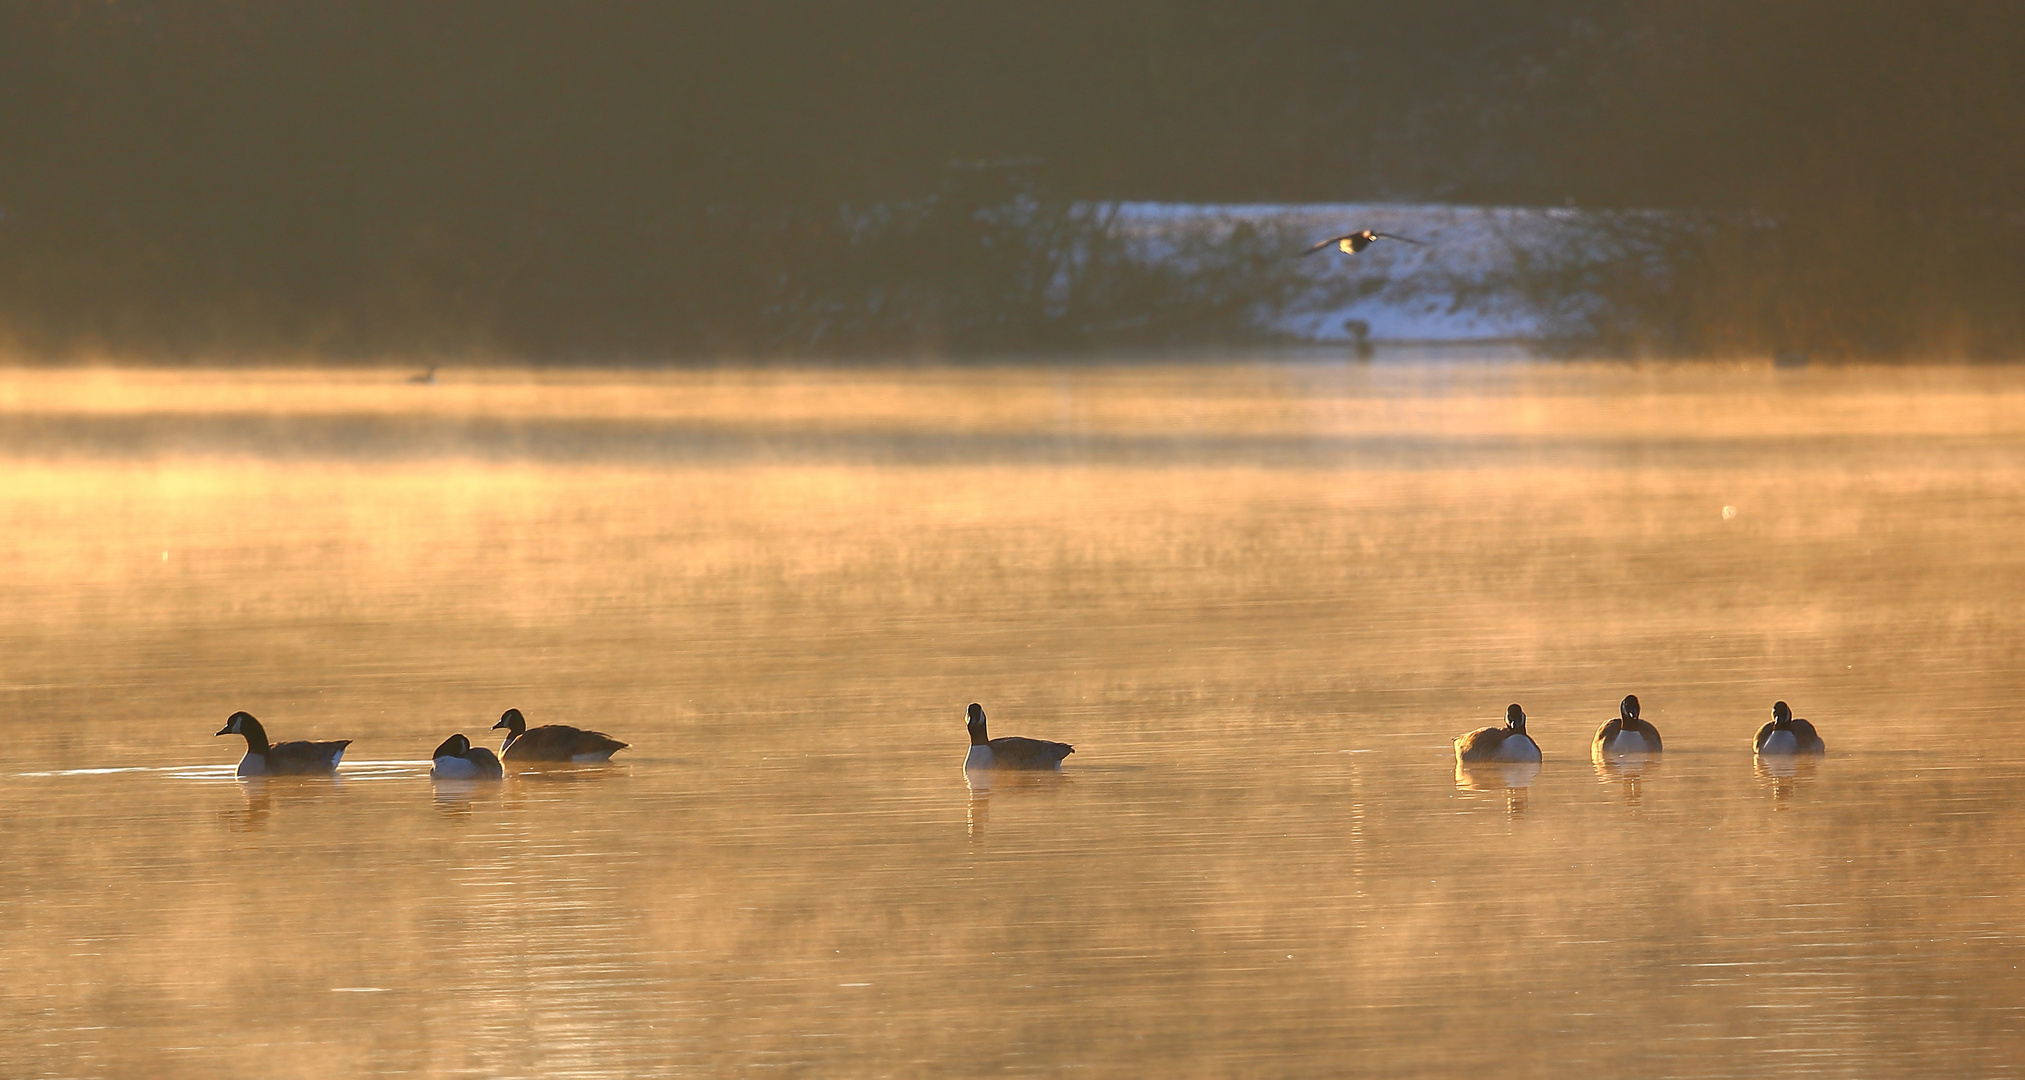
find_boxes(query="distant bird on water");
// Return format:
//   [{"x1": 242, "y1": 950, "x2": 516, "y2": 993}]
[
  {"x1": 430, "y1": 733, "x2": 504, "y2": 779},
  {"x1": 963, "y1": 703, "x2": 1074, "y2": 771},
  {"x1": 1754, "y1": 701, "x2": 1825, "y2": 756},
  {"x1": 491, "y1": 708, "x2": 629, "y2": 763},
  {"x1": 1302, "y1": 229, "x2": 1426, "y2": 256},
  {"x1": 216, "y1": 711, "x2": 350, "y2": 776},
  {"x1": 1455, "y1": 703, "x2": 1543, "y2": 764},
  {"x1": 1592, "y1": 694, "x2": 1663, "y2": 755},
  {"x1": 406, "y1": 365, "x2": 437, "y2": 385}
]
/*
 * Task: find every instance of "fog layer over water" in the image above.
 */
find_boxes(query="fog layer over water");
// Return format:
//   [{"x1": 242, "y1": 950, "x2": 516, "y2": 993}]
[{"x1": 4, "y1": 362, "x2": 2025, "y2": 1078}]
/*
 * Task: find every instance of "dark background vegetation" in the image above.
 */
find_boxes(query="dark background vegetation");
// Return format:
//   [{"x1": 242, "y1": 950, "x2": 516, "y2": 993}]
[{"x1": 1, "y1": 1, "x2": 2021, "y2": 360}]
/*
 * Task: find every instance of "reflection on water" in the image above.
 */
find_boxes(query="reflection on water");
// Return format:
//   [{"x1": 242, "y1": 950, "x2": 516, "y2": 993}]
[
  {"x1": 6, "y1": 361, "x2": 2025, "y2": 1078},
  {"x1": 430, "y1": 777, "x2": 502, "y2": 814},
  {"x1": 964, "y1": 767, "x2": 1072, "y2": 841},
  {"x1": 1755, "y1": 753, "x2": 1823, "y2": 806},
  {"x1": 1592, "y1": 750, "x2": 1664, "y2": 806},
  {"x1": 1455, "y1": 760, "x2": 1542, "y2": 815}
]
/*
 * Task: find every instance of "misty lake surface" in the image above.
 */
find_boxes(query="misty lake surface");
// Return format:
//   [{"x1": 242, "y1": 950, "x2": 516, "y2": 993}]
[{"x1": 6, "y1": 358, "x2": 2025, "y2": 1079}]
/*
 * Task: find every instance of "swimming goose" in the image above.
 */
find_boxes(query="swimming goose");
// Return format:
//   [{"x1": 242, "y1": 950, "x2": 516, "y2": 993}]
[
  {"x1": 1754, "y1": 701, "x2": 1825, "y2": 756},
  {"x1": 1455, "y1": 703, "x2": 1544, "y2": 764},
  {"x1": 1301, "y1": 229, "x2": 1427, "y2": 256},
  {"x1": 963, "y1": 703, "x2": 1074, "y2": 770},
  {"x1": 430, "y1": 733, "x2": 505, "y2": 779},
  {"x1": 215, "y1": 711, "x2": 350, "y2": 776},
  {"x1": 491, "y1": 708, "x2": 629, "y2": 763},
  {"x1": 1592, "y1": 694, "x2": 1663, "y2": 754}
]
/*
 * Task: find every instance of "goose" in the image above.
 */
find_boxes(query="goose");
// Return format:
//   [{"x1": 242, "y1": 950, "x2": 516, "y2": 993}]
[
  {"x1": 1302, "y1": 229, "x2": 1426, "y2": 256},
  {"x1": 1592, "y1": 694, "x2": 1663, "y2": 754},
  {"x1": 1455, "y1": 703, "x2": 1543, "y2": 764},
  {"x1": 1754, "y1": 701, "x2": 1825, "y2": 756},
  {"x1": 491, "y1": 708, "x2": 628, "y2": 763},
  {"x1": 430, "y1": 733, "x2": 505, "y2": 779},
  {"x1": 215, "y1": 711, "x2": 350, "y2": 776},
  {"x1": 406, "y1": 365, "x2": 437, "y2": 385},
  {"x1": 963, "y1": 703, "x2": 1073, "y2": 770}
]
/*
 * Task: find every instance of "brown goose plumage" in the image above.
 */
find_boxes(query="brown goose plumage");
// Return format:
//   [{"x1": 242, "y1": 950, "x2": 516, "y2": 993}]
[
  {"x1": 1455, "y1": 704, "x2": 1543, "y2": 764},
  {"x1": 491, "y1": 708, "x2": 628, "y2": 763},
  {"x1": 216, "y1": 711, "x2": 350, "y2": 776},
  {"x1": 431, "y1": 733, "x2": 505, "y2": 779}
]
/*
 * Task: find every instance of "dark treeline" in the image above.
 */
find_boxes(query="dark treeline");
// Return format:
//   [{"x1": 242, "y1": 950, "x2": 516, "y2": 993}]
[{"x1": 0, "y1": 1, "x2": 2020, "y2": 360}]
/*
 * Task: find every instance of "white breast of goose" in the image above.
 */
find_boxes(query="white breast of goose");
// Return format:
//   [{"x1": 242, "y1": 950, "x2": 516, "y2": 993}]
[
  {"x1": 432, "y1": 755, "x2": 481, "y2": 779},
  {"x1": 1606, "y1": 729, "x2": 1651, "y2": 753},
  {"x1": 1495, "y1": 734, "x2": 1542, "y2": 762}
]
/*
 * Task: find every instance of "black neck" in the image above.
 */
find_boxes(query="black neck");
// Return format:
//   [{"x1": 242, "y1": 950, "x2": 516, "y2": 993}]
[
  {"x1": 239, "y1": 717, "x2": 271, "y2": 755},
  {"x1": 968, "y1": 721, "x2": 988, "y2": 746}
]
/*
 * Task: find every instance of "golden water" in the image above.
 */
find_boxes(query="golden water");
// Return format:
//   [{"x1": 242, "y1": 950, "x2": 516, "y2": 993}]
[{"x1": 4, "y1": 360, "x2": 2025, "y2": 1078}]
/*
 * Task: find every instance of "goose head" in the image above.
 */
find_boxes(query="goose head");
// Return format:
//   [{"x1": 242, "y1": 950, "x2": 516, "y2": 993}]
[
  {"x1": 1771, "y1": 701, "x2": 1793, "y2": 730},
  {"x1": 1620, "y1": 695, "x2": 1641, "y2": 723},
  {"x1": 492, "y1": 709, "x2": 527, "y2": 738},
  {"x1": 216, "y1": 711, "x2": 269, "y2": 750},
  {"x1": 966, "y1": 703, "x2": 989, "y2": 745},
  {"x1": 1505, "y1": 703, "x2": 1527, "y2": 733},
  {"x1": 433, "y1": 733, "x2": 472, "y2": 759}
]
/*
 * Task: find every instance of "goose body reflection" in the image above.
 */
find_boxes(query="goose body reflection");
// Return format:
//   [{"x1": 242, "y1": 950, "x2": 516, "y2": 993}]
[
  {"x1": 1754, "y1": 750, "x2": 1821, "y2": 805},
  {"x1": 1592, "y1": 694, "x2": 1662, "y2": 756},
  {"x1": 1455, "y1": 704, "x2": 1542, "y2": 763},
  {"x1": 430, "y1": 733, "x2": 504, "y2": 780},
  {"x1": 1754, "y1": 701, "x2": 1825, "y2": 756},
  {"x1": 1454, "y1": 759, "x2": 1542, "y2": 791},
  {"x1": 492, "y1": 708, "x2": 629, "y2": 763},
  {"x1": 962, "y1": 703, "x2": 1073, "y2": 770},
  {"x1": 215, "y1": 712, "x2": 350, "y2": 776}
]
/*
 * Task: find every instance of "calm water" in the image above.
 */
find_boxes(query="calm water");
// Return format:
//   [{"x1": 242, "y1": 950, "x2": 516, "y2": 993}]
[{"x1": 5, "y1": 360, "x2": 2025, "y2": 1078}]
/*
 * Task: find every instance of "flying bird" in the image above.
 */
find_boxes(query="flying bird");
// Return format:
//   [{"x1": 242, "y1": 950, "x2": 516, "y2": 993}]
[{"x1": 1302, "y1": 229, "x2": 1426, "y2": 256}]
